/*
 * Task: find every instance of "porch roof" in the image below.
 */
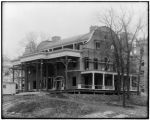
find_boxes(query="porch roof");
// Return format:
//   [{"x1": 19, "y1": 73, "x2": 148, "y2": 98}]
[{"x1": 12, "y1": 49, "x2": 81, "y2": 65}]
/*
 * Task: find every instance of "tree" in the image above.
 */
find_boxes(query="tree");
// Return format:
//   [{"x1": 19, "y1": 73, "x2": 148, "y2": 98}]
[{"x1": 98, "y1": 8, "x2": 144, "y2": 107}]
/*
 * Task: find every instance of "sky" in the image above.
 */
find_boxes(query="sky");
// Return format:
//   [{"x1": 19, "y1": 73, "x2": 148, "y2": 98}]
[{"x1": 2, "y1": 2, "x2": 148, "y2": 59}]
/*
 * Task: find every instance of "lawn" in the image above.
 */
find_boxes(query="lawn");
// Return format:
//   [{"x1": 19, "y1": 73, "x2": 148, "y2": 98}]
[{"x1": 2, "y1": 93, "x2": 148, "y2": 118}]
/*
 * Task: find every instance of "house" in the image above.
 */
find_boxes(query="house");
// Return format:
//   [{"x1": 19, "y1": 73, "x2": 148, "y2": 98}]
[
  {"x1": 3, "y1": 82, "x2": 16, "y2": 95},
  {"x1": 11, "y1": 26, "x2": 138, "y2": 93},
  {"x1": 134, "y1": 39, "x2": 148, "y2": 93}
]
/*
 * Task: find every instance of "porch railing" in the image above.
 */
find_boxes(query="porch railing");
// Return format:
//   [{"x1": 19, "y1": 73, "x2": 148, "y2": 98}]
[
  {"x1": 80, "y1": 84, "x2": 92, "y2": 89},
  {"x1": 95, "y1": 85, "x2": 103, "y2": 89},
  {"x1": 105, "y1": 86, "x2": 114, "y2": 90}
]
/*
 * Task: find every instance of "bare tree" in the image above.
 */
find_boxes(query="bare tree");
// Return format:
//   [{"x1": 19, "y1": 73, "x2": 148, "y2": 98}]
[{"x1": 98, "y1": 8, "x2": 144, "y2": 107}]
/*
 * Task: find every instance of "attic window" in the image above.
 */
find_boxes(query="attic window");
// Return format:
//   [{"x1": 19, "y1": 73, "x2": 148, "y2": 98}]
[
  {"x1": 53, "y1": 46, "x2": 62, "y2": 51},
  {"x1": 63, "y1": 44, "x2": 73, "y2": 49},
  {"x1": 49, "y1": 49, "x2": 52, "y2": 52}
]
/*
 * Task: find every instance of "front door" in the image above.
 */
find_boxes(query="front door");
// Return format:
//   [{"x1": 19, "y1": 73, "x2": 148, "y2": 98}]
[
  {"x1": 56, "y1": 81, "x2": 62, "y2": 90},
  {"x1": 48, "y1": 77, "x2": 53, "y2": 89}
]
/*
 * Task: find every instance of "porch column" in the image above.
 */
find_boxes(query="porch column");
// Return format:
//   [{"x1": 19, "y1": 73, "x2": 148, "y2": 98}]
[
  {"x1": 12, "y1": 66, "x2": 14, "y2": 82},
  {"x1": 40, "y1": 59, "x2": 43, "y2": 90},
  {"x1": 24, "y1": 64, "x2": 28, "y2": 92},
  {"x1": 102, "y1": 73, "x2": 105, "y2": 89},
  {"x1": 130, "y1": 75, "x2": 132, "y2": 91},
  {"x1": 112, "y1": 74, "x2": 115, "y2": 90},
  {"x1": 64, "y1": 56, "x2": 68, "y2": 90},
  {"x1": 46, "y1": 60, "x2": 48, "y2": 91},
  {"x1": 21, "y1": 63, "x2": 23, "y2": 91},
  {"x1": 73, "y1": 43, "x2": 75, "y2": 50},
  {"x1": 92, "y1": 72, "x2": 95, "y2": 89},
  {"x1": 36, "y1": 62, "x2": 39, "y2": 91}
]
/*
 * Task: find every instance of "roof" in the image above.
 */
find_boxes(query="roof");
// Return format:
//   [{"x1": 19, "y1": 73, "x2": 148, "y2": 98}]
[{"x1": 37, "y1": 32, "x2": 92, "y2": 51}]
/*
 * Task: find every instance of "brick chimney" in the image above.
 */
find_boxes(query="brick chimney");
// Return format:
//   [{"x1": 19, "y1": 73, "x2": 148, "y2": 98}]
[
  {"x1": 90, "y1": 25, "x2": 98, "y2": 32},
  {"x1": 51, "y1": 36, "x2": 61, "y2": 41}
]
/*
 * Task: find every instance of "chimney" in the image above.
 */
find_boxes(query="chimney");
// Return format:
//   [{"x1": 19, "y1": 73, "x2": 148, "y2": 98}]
[
  {"x1": 51, "y1": 36, "x2": 61, "y2": 41},
  {"x1": 90, "y1": 25, "x2": 97, "y2": 32}
]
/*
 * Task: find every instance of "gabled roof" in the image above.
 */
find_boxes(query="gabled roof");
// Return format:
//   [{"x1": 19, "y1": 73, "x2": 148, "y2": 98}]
[{"x1": 37, "y1": 32, "x2": 92, "y2": 51}]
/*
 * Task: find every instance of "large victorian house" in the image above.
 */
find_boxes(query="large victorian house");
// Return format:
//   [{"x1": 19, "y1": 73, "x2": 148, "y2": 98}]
[{"x1": 11, "y1": 26, "x2": 138, "y2": 93}]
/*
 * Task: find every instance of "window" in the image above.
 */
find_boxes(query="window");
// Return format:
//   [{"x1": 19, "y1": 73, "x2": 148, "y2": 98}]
[
  {"x1": 105, "y1": 74, "x2": 112, "y2": 86},
  {"x1": 132, "y1": 76, "x2": 137, "y2": 87},
  {"x1": 84, "y1": 57, "x2": 89, "y2": 70},
  {"x1": 63, "y1": 44, "x2": 73, "y2": 49},
  {"x1": 3, "y1": 85, "x2": 6, "y2": 88},
  {"x1": 104, "y1": 57, "x2": 109, "y2": 71},
  {"x1": 72, "y1": 77, "x2": 76, "y2": 86},
  {"x1": 49, "y1": 49, "x2": 52, "y2": 52},
  {"x1": 93, "y1": 58, "x2": 98, "y2": 70},
  {"x1": 53, "y1": 47, "x2": 62, "y2": 51},
  {"x1": 95, "y1": 42, "x2": 100, "y2": 49},
  {"x1": 104, "y1": 35, "x2": 107, "y2": 39},
  {"x1": 141, "y1": 61, "x2": 144, "y2": 66}
]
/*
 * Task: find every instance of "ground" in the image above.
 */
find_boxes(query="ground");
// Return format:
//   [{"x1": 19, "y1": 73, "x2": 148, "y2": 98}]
[{"x1": 2, "y1": 92, "x2": 148, "y2": 118}]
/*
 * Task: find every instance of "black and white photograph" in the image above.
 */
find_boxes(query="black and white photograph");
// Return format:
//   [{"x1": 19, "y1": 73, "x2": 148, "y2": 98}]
[{"x1": 2, "y1": 1, "x2": 148, "y2": 119}]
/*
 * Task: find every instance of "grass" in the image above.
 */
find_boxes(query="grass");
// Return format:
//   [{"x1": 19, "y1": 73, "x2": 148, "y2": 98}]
[
  {"x1": 7, "y1": 101, "x2": 39, "y2": 113},
  {"x1": 6, "y1": 95, "x2": 97, "y2": 118},
  {"x1": 4, "y1": 93, "x2": 148, "y2": 118}
]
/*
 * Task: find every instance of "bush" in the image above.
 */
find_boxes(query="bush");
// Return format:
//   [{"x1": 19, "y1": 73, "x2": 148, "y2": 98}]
[{"x1": 129, "y1": 95, "x2": 147, "y2": 106}]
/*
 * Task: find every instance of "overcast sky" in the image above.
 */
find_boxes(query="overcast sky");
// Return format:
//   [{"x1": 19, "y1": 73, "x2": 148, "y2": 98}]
[{"x1": 2, "y1": 2, "x2": 147, "y2": 59}]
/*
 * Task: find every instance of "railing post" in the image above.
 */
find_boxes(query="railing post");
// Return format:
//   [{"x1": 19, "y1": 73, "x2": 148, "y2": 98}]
[
  {"x1": 92, "y1": 72, "x2": 95, "y2": 89},
  {"x1": 112, "y1": 74, "x2": 115, "y2": 90},
  {"x1": 103, "y1": 73, "x2": 105, "y2": 89}
]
